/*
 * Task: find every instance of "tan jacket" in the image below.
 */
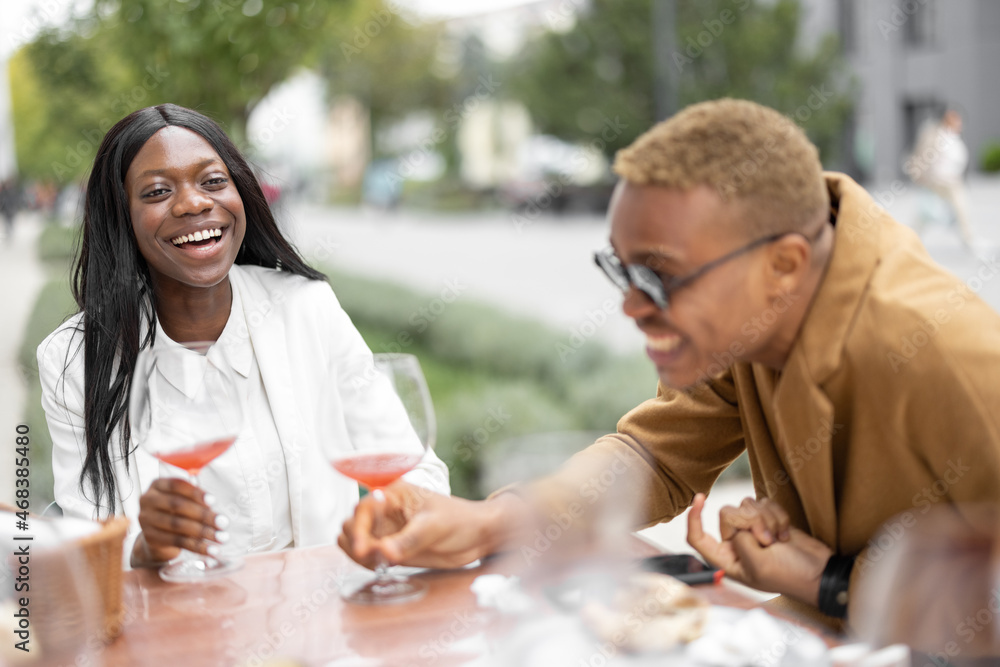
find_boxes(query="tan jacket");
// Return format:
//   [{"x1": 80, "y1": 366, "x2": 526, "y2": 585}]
[{"x1": 521, "y1": 173, "x2": 1000, "y2": 619}]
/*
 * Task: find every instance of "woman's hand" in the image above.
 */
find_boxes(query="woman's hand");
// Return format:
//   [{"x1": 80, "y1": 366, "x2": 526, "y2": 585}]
[
  {"x1": 131, "y1": 478, "x2": 229, "y2": 568},
  {"x1": 687, "y1": 493, "x2": 831, "y2": 606},
  {"x1": 339, "y1": 481, "x2": 528, "y2": 570}
]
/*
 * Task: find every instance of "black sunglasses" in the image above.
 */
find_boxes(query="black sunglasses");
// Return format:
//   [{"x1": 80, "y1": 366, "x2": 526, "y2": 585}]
[{"x1": 594, "y1": 227, "x2": 825, "y2": 310}]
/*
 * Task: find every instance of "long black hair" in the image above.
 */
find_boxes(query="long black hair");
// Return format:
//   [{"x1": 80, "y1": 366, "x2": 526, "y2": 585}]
[{"x1": 71, "y1": 103, "x2": 324, "y2": 515}]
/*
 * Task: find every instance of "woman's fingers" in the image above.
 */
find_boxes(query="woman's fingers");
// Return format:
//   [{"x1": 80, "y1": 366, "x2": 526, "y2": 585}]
[
  {"x1": 138, "y1": 478, "x2": 227, "y2": 554},
  {"x1": 142, "y1": 525, "x2": 219, "y2": 557},
  {"x1": 142, "y1": 509, "x2": 221, "y2": 543}
]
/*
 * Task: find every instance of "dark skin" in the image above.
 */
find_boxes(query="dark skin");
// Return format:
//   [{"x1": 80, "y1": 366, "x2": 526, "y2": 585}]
[
  {"x1": 124, "y1": 126, "x2": 247, "y2": 566},
  {"x1": 340, "y1": 182, "x2": 839, "y2": 609}
]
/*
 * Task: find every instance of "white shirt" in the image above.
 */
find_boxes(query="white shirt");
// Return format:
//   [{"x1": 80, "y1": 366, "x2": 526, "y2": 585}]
[
  {"x1": 153, "y1": 277, "x2": 294, "y2": 554},
  {"x1": 928, "y1": 127, "x2": 968, "y2": 183}
]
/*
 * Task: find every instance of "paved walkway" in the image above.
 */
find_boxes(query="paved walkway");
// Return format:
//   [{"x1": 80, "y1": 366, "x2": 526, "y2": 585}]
[{"x1": 0, "y1": 213, "x2": 48, "y2": 505}]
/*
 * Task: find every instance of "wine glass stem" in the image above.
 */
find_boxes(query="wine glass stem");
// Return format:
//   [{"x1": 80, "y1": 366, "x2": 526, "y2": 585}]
[{"x1": 372, "y1": 488, "x2": 392, "y2": 583}]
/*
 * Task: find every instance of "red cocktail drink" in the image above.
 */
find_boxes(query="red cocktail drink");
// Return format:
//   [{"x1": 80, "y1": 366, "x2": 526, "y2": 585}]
[
  {"x1": 154, "y1": 436, "x2": 236, "y2": 476},
  {"x1": 333, "y1": 452, "x2": 423, "y2": 489}
]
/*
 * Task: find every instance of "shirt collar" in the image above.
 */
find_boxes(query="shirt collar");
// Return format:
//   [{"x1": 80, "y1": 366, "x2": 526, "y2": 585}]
[{"x1": 211, "y1": 275, "x2": 253, "y2": 379}]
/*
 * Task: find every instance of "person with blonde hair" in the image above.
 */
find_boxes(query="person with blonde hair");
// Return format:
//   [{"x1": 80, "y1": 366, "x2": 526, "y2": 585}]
[{"x1": 340, "y1": 99, "x2": 1000, "y2": 630}]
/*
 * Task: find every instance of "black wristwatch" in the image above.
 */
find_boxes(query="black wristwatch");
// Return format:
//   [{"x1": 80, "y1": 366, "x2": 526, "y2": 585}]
[{"x1": 818, "y1": 553, "x2": 856, "y2": 618}]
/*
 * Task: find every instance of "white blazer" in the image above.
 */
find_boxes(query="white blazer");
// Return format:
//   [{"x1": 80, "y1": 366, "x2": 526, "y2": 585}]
[{"x1": 38, "y1": 264, "x2": 450, "y2": 562}]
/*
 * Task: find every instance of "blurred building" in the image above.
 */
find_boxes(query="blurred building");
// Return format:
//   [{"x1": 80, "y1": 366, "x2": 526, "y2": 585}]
[
  {"x1": 800, "y1": 0, "x2": 1000, "y2": 183},
  {"x1": 245, "y1": 1, "x2": 608, "y2": 197},
  {"x1": 457, "y1": 100, "x2": 532, "y2": 188},
  {"x1": 442, "y1": 1, "x2": 588, "y2": 189}
]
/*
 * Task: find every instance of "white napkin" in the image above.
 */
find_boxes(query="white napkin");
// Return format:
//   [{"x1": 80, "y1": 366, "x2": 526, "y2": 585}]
[
  {"x1": 686, "y1": 607, "x2": 830, "y2": 666},
  {"x1": 470, "y1": 574, "x2": 534, "y2": 615}
]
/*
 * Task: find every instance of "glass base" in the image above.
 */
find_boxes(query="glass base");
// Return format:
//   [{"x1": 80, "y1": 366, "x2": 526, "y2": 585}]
[
  {"x1": 341, "y1": 576, "x2": 427, "y2": 604},
  {"x1": 159, "y1": 554, "x2": 244, "y2": 583}
]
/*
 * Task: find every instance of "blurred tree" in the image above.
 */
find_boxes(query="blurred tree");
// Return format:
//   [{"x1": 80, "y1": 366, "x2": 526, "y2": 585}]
[
  {"x1": 10, "y1": 30, "x2": 136, "y2": 183},
  {"x1": 88, "y1": 0, "x2": 343, "y2": 139},
  {"x1": 318, "y1": 0, "x2": 453, "y2": 156},
  {"x1": 10, "y1": 0, "x2": 347, "y2": 184},
  {"x1": 508, "y1": 0, "x2": 853, "y2": 164}
]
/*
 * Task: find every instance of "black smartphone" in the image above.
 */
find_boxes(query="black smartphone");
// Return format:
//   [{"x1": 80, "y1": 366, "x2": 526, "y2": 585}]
[{"x1": 639, "y1": 554, "x2": 721, "y2": 585}]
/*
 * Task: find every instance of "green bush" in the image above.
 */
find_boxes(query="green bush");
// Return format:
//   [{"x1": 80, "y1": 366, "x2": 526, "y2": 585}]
[
  {"x1": 18, "y1": 279, "x2": 77, "y2": 381},
  {"x1": 561, "y1": 353, "x2": 659, "y2": 431},
  {"x1": 351, "y1": 318, "x2": 584, "y2": 498},
  {"x1": 435, "y1": 380, "x2": 581, "y2": 498},
  {"x1": 981, "y1": 143, "x2": 1000, "y2": 173},
  {"x1": 37, "y1": 223, "x2": 80, "y2": 264},
  {"x1": 326, "y1": 267, "x2": 609, "y2": 386}
]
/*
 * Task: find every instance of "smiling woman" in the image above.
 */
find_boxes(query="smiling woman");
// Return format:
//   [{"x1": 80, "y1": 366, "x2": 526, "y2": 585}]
[
  {"x1": 124, "y1": 124, "x2": 249, "y2": 343},
  {"x1": 36, "y1": 104, "x2": 449, "y2": 568}
]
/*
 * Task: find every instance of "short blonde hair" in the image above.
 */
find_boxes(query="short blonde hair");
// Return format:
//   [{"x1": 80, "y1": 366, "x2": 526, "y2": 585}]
[{"x1": 613, "y1": 98, "x2": 828, "y2": 238}]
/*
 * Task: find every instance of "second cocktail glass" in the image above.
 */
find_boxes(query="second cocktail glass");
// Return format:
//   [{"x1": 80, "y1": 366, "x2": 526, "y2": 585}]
[{"x1": 332, "y1": 353, "x2": 436, "y2": 604}]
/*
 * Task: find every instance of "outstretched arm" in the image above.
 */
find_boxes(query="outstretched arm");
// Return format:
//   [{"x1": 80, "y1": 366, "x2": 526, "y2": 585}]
[{"x1": 338, "y1": 481, "x2": 531, "y2": 569}]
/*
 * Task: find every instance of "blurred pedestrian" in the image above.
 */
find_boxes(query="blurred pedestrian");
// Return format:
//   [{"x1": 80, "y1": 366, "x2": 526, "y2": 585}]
[
  {"x1": 0, "y1": 178, "x2": 20, "y2": 242},
  {"x1": 906, "y1": 109, "x2": 975, "y2": 250}
]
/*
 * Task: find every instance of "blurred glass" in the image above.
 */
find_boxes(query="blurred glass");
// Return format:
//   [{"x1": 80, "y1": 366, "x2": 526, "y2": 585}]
[
  {"x1": 1, "y1": 539, "x2": 104, "y2": 666},
  {"x1": 853, "y1": 504, "x2": 1000, "y2": 665}
]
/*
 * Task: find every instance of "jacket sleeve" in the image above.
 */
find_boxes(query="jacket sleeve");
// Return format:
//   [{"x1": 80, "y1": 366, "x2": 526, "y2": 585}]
[
  {"x1": 513, "y1": 372, "x2": 746, "y2": 530},
  {"x1": 37, "y1": 325, "x2": 96, "y2": 521},
  {"x1": 38, "y1": 324, "x2": 149, "y2": 567}
]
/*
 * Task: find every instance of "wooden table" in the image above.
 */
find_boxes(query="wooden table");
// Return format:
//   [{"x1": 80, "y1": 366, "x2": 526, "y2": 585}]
[{"x1": 96, "y1": 539, "x2": 838, "y2": 666}]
